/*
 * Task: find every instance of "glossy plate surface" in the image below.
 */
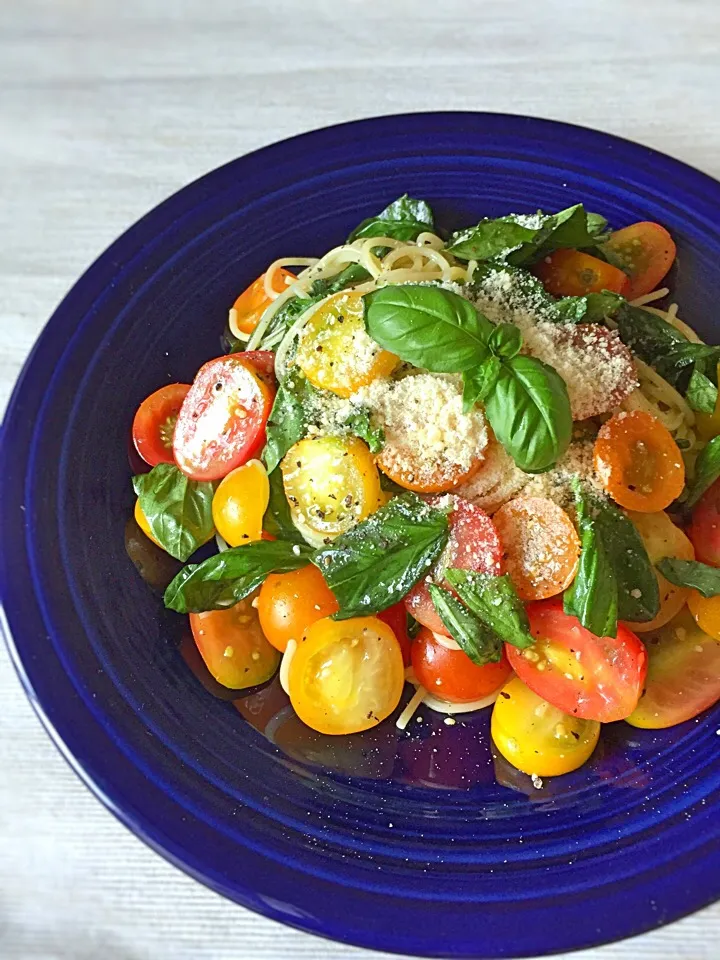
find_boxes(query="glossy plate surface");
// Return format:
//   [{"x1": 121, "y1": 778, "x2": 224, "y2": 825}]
[{"x1": 1, "y1": 113, "x2": 719, "y2": 958}]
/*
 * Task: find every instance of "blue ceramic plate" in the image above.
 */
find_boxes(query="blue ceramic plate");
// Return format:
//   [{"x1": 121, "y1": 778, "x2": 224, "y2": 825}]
[{"x1": 2, "y1": 114, "x2": 719, "y2": 958}]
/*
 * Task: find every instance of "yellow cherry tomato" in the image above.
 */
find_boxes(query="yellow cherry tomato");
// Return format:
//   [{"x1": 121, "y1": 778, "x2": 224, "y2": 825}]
[
  {"x1": 134, "y1": 498, "x2": 163, "y2": 548},
  {"x1": 212, "y1": 459, "x2": 269, "y2": 546},
  {"x1": 491, "y1": 676, "x2": 600, "y2": 777},
  {"x1": 688, "y1": 590, "x2": 720, "y2": 640},
  {"x1": 281, "y1": 436, "x2": 383, "y2": 545},
  {"x1": 294, "y1": 291, "x2": 398, "y2": 397},
  {"x1": 189, "y1": 595, "x2": 280, "y2": 690},
  {"x1": 627, "y1": 607, "x2": 720, "y2": 728},
  {"x1": 287, "y1": 616, "x2": 404, "y2": 735},
  {"x1": 623, "y1": 510, "x2": 695, "y2": 633},
  {"x1": 258, "y1": 564, "x2": 339, "y2": 653}
]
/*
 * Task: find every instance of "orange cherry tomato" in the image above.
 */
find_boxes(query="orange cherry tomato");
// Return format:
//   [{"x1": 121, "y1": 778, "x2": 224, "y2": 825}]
[
  {"x1": 212, "y1": 460, "x2": 269, "y2": 547},
  {"x1": 534, "y1": 248, "x2": 631, "y2": 297},
  {"x1": 493, "y1": 496, "x2": 580, "y2": 601},
  {"x1": 257, "y1": 564, "x2": 339, "y2": 653},
  {"x1": 593, "y1": 410, "x2": 685, "y2": 513},
  {"x1": 132, "y1": 383, "x2": 191, "y2": 467},
  {"x1": 688, "y1": 590, "x2": 720, "y2": 640},
  {"x1": 189, "y1": 597, "x2": 281, "y2": 690},
  {"x1": 689, "y1": 478, "x2": 720, "y2": 567},
  {"x1": 377, "y1": 602, "x2": 413, "y2": 666},
  {"x1": 378, "y1": 448, "x2": 485, "y2": 494},
  {"x1": 411, "y1": 627, "x2": 512, "y2": 704},
  {"x1": 604, "y1": 222, "x2": 676, "y2": 300},
  {"x1": 231, "y1": 269, "x2": 295, "y2": 336}
]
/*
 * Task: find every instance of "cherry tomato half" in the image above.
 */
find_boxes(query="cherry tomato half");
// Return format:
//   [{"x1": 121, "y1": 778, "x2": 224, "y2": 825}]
[
  {"x1": 689, "y1": 478, "x2": 720, "y2": 567},
  {"x1": 132, "y1": 383, "x2": 191, "y2": 467},
  {"x1": 594, "y1": 410, "x2": 685, "y2": 513},
  {"x1": 604, "y1": 222, "x2": 676, "y2": 300},
  {"x1": 173, "y1": 354, "x2": 275, "y2": 482},
  {"x1": 189, "y1": 596, "x2": 281, "y2": 690},
  {"x1": 231, "y1": 269, "x2": 295, "y2": 336},
  {"x1": 412, "y1": 627, "x2": 511, "y2": 703},
  {"x1": 405, "y1": 496, "x2": 503, "y2": 635},
  {"x1": 288, "y1": 616, "x2": 405, "y2": 734},
  {"x1": 377, "y1": 602, "x2": 413, "y2": 666},
  {"x1": 258, "y1": 563, "x2": 339, "y2": 653},
  {"x1": 212, "y1": 459, "x2": 269, "y2": 546},
  {"x1": 507, "y1": 598, "x2": 647, "y2": 723},
  {"x1": 241, "y1": 349, "x2": 276, "y2": 379},
  {"x1": 534, "y1": 249, "x2": 631, "y2": 297},
  {"x1": 491, "y1": 676, "x2": 600, "y2": 777},
  {"x1": 627, "y1": 608, "x2": 720, "y2": 729}
]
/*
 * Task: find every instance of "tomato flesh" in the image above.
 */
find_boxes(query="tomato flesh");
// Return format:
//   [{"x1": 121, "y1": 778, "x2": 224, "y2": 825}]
[
  {"x1": 132, "y1": 383, "x2": 191, "y2": 467},
  {"x1": 212, "y1": 459, "x2": 269, "y2": 546},
  {"x1": 405, "y1": 496, "x2": 502, "y2": 635},
  {"x1": 173, "y1": 354, "x2": 275, "y2": 482},
  {"x1": 377, "y1": 602, "x2": 413, "y2": 666},
  {"x1": 412, "y1": 627, "x2": 511, "y2": 703},
  {"x1": 257, "y1": 564, "x2": 339, "y2": 653},
  {"x1": 604, "y1": 221, "x2": 676, "y2": 300},
  {"x1": 689, "y1": 478, "x2": 720, "y2": 567},
  {"x1": 534, "y1": 248, "x2": 631, "y2": 297},
  {"x1": 507, "y1": 598, "x2": 647, "y2": 722}
]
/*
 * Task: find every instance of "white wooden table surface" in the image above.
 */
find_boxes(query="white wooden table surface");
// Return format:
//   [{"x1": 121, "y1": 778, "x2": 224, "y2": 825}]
[{"x1": 2, "y1": 2, "x2": 719, "y2": 958}]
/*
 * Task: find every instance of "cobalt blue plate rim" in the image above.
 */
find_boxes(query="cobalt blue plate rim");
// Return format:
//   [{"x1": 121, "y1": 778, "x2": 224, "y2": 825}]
[{"x1": 1, "y1": 112, "x2": 720, "y2": 958}]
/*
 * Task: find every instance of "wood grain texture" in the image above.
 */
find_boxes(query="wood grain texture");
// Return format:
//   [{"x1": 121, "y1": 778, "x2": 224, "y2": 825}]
[{"x1": 1, "y1": 1, "x2": 719, "y2": 957}]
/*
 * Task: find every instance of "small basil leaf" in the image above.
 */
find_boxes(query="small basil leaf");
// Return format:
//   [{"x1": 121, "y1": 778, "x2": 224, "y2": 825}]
[
  {"x1": 262, "y1": 373, "x2": 314, "y2": 474},
  {"x1": 363, "y1": 284, "x2": 492, "y2": 373},
  {"x1": 656, "y1": 558, "x2": 720, "y2": 598},
  {"x1": 348, "y1": 194, "x2": 434, "y2": 243},
  {"x1": 253, "y1": 293, "x2": 318, "y2": 350},
  {"x1": 525, "y1": 203, "x2": 608, "y2": 263},
  {"x1": 428, "y1": 583, "x2": 502, "y2": 665},
  {"x1": 686, "y1": 369, "x2": 718, "y2": 415},
  {"x1": 684, "y1": 436, "x2": 720, "y2": 509},
  {"x1": 489, "y1": 323, "x2": 522, "y2": 359},
  {"x1": 553, "y1": 290, "x2": 625, "y2": 324},
  {"x1": 445, "y1": 218, "x2": 539, "y2": 262},
  {"x1": 563, "y1": 485, "x2": 619, "y2": 638},
  {"x1": 263, "y1": 469, "x2": 304, "y2": 543},
  {"x1": 444, "y1": 569, "x2": 534, "y2": 649},
  {"x1": 483, "y1": 355, "x2": 572, "y2": 473},
  {"x1": 133, "y1": 464, "x2": 215, "y2": 563},
  {"x1": 164, "y1": 540, "x2": 313, "y2": 614},
  {"x1": 342, "y1": 408, "x2": 385, "y2": 453},
  {"x1": 462, "y1": 355, "x2": 502, "y2": 412},
  {"x1": 309, "y1": 263, "x2": 370, "y2": 297},
  {"x1": 312, "y1": 493, "x2": 450, "y2": 619}
]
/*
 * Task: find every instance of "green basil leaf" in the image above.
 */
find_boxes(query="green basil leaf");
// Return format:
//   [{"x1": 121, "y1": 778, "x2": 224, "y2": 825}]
[
  {"x1": 262, "y1": 373, "x2": 314, "y2": 474},
  {"x1": 686, "y1": 369, "x2": 718, "y2": 415},
  {"x1": 252, "y1": 293, "x2": 316, "y2": 350},
  {"x1": 597, "y1": 501, "x2": 660, "y2": 622},
  {"x1": 563, "y1": 486, "x2": 619, "y2": 638},
  {"x1": 656, "y1": 558, "x2": 720, "y2": 598},
  {"x1": 342, "y1": 408, "x2": 385, "y2": 453},
  {"x1": 309, "y1": 263, "x2": 370, "y2": 297},
  {"x1": 553, "y1": 290, "x2": 626, "y2": 324},
  {"x1": 133, "y1": 464, "x2": 215, "y2": 563},
  {"x1": 462, "y1": 354, "x2": 502, "y2": 412},
  {"x1": 655, "y1": 343, "x2": 720, "y2": 389},
  {"x1": 444, "y1": 569, "x2": 534, "y2": 649},
  {"x1": 489, "y1": 323, "x2": 522, "y2": 359},
  {"x1": 526, "y1": 204, "x2": 608, "y2": 263},
  {"x1": 263, "y1": 469, "x2": 304, "y2": 543},
  {"x1": 684, "y1": 436, "x2": 720, "y2": 509},
  {"x1": 428, "y1": 583, "x2": 502, "y2": 665},
  {"x1": 483, "y1": 355, "x2": 572, "y2": 473},
  {"x1": 363, "y1": 284, "x2": 493, "y2": 372},
  {"x1": 164, "y1": 540, "x2": 313, "y2": 613},
  {"x1": 312, "y1": 493, "x2": 450, "y2": 619},
  {"x1": 445, "y1": 218, "x2": 539, "y2": 262},
  {"x1": 348, "y1": 194, "x2": 435, "y2": 243}
]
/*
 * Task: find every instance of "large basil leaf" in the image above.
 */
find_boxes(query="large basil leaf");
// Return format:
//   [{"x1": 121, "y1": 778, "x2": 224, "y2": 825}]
[
  {"x1": 164, "y1": 540, "x2": 313, "y2": 613},
  {"x1": 262, "y1": 373, "x2": 315, "y2": 474},
  {"x1": 428, "y1": 583, "x2": 502, "y2": 665},
  {"x1": 312, "y1": 493, "x2": 450, "y2": 619},
  {"x1": 483, "y1": 355, "x2": 572, "y2": 473},
  {"x1": 263, "y1": 469, "x2": 304, "y2": 543},
  {"x1": 686, "y1": 369, "x2": 718, "y2": 415},
  {"x1": 447, "y1": 204, "x2": 607, "y2": 264},
  {"x1": 596, "y1": 500, "x2": 660, "y2": 623},
  {"x1": 684, "y1": 435, "x2": 720, "y2": 509},
  {"x1": 133, "y1": 465, "x2": 215, "y2": 562},
  {"x1": 656, "y1": 558, "x2": 720, "y2": 598},
  {"x1": 363, "y1": 284, "x2": 493, "y2": 372},
  {"x1": 444, "y1": 569, "x2": 534, "y2": 649},
  {"x1": 462, "y1": 354, "x2": 502, "y2": 412},
  {"x1": 348, "y1": 194, "x2": 435, "y2": 243}
]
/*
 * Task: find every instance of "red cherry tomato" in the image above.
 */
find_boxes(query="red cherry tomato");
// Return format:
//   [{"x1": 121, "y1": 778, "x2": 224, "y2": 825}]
[
  {"x1": 689, "y1": 478, "x2": 720, "y2": 567},
  {"x1": 534, "y1": 249, "x2": 631, "y2": 297},
  {"x1": 405, "y1": 496, "x2": 502, "y2": 635},
  {"x1": 241, "y1": 349, "x2": 276, "y2": 379},
  {"x1": 377, "y1": 602, "x2": 413, "y2": 667},
  {"x1": 604, "y1": 221, "x2": 677, "y2": 300},
  {"x1": 132, "y1": 383, "x2": 191, "y2": 467},
  {"x1": 506, "y1": 599, "x2": 647, "y2": 723},
  {"x1": 173, "y1": 354, "x2": 275, "y2": 481},
  {"x1": 411, "y1": 627, "x2": 511, "y2": 703}
]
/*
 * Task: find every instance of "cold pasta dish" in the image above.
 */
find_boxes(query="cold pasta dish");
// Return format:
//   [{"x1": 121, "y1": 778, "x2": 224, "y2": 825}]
[{"x1": 128, "y1": 196, "x2": 720, "y2": 782}]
